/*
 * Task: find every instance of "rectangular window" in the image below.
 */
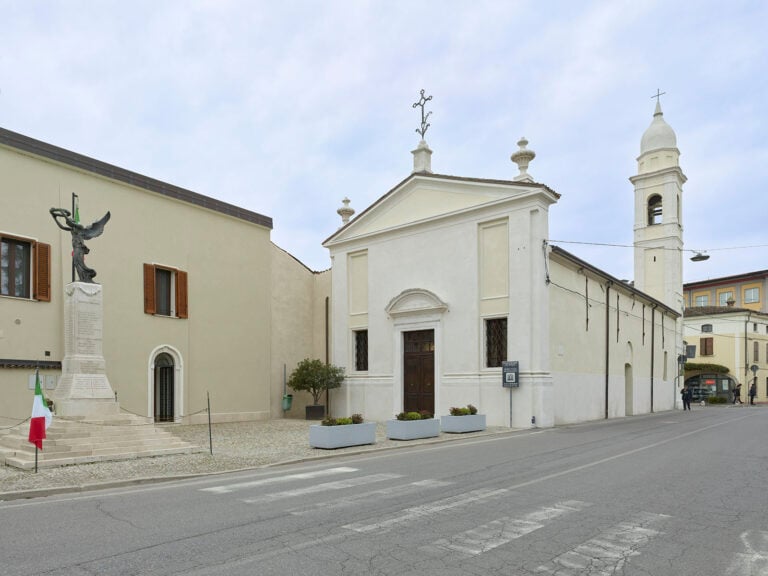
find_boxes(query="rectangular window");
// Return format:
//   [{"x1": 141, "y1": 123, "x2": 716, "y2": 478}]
[
  {"x1": 744, "y1": 287, "x2": 760, "y2": 304},
  {"x1": 143, "y1": 263, "x2": 188, "y2": 318},
  {"x1": 700, "y1": 337, "x2": 714, "y2": 356},
  {"x1": 694, "y1": 295, "x2": 708, "y2": 307},
  {"x1": 485, "y1": 317, "x2": 507, "y2": 368},
  {"x1": 701, "y1": 324, "x2": 713, "y2": 333},
  {"x1": 685, "y1": 344, "x2": 697, "y2": 358},
  {"x1": 718, "y1": 291, "x2": 734, "y2": 306},
  {"x1": 754, "y1": 341, "x2": 760, "y2": 363},
  {"x1": 354, "y1": 330, "x2": 368, "y2": 371},
  {"x1": 0, "y1": 235, "x2": 50, "y2": 301}
]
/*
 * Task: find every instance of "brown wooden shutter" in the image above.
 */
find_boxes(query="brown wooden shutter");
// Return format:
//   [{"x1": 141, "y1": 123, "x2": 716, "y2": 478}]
[
  {"x1": 143, "y1": 263, "x2": 156, "y2": 314},
  {"x1": 176, "y1": 270, "x2": 188, "y2": 318},
  {"x1": 700, "y1": 337, "x2": 713, "y2": 356},
  {"x1": 34, "y1": 242, "x2": 51, "y2": 302}
]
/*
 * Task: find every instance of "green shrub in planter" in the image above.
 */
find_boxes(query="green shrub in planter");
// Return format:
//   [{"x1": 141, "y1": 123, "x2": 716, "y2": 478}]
[
  {"x1": 322, "y1": 414, "x2": 364, "y2": 426},
  {"x1": 449, "y1": 404, "x2": 477, "y2": 416},
  {"x1": 706, "y1": 396, "x2": 728, "y2": 404}
]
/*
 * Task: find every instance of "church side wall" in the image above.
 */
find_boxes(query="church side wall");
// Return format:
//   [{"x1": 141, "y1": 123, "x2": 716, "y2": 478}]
[
  {"x1": 549, "y1": 256, "x2": 678, "y2": 425},
  {"x1": 0, "y1": 145, "x2": 273, "y2": 424}
]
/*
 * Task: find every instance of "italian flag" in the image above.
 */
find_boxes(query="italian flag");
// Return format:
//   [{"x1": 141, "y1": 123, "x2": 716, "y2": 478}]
[{"x1": 28, "y1": 370, "x2": 53, "y2": 450}]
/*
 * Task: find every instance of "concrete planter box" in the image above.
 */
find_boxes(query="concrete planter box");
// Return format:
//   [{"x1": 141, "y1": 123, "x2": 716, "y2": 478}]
[
  {"x1": 309, "y1": 422, "x2": 377, "y2": 449},
  {"x1": 386, "y1": 418, "x2": 440, "y2": 440},
  {"x1": 440, "y1": 414, "x2": 486, "y2": 433}
]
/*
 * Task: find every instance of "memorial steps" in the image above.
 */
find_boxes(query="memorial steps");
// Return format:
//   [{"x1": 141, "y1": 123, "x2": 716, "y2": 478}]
[{"x1": 0, "y1": 414, "x2": 200, "y2": 470}]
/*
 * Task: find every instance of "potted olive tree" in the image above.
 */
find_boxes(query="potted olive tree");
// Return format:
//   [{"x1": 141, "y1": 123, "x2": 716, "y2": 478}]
[{"x1": 287, "y1": 358, "x2": 345, "y2": 420}]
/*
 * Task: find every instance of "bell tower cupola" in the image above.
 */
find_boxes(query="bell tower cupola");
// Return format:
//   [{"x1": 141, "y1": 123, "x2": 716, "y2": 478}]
[{"x1": 629, "y1": 94, "x2": 686, "y2": 314}]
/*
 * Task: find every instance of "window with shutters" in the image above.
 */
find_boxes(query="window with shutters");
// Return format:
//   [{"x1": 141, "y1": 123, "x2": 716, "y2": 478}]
[
  {"x1": 143, "y1": 263, "x2": 188, "y2": 318},
  {"x1": 1, "y1": 234, "x2": 50, "y2": 301},
  {"x1": 700, "y1": 337, "x2": 714, "y2": 356},
  {"x1": 485, "y1": 317, "x2": 507, "y2": 368}
]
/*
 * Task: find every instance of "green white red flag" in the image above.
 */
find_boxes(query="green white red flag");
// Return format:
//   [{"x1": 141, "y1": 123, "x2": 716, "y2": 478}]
[{"x1": 28, "y1": 370, "x2": 53, "y2": 450}]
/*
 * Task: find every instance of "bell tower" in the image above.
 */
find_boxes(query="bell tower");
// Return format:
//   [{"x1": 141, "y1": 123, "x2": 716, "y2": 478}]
[{"x1": 629, "y1": 97, "x2": 686, "y2": 314}]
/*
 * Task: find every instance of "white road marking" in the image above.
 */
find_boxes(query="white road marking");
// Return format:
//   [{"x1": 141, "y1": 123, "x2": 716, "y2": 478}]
[
  {"x1": 241, "y1": 473, "x2": 402, "y2": 504},
  {"x1": 535, "y1": 511, "x2": 669, "y2": 575},
  {"x1": 343, "y1": 487, "x2": 508, "y2": 533},
  {"x1": 289, "y1": 479, "x2": 452, "y2": 515},
  {"x1": 200, "y1": 466, "x2": 358, "y2": 494},
  {"x1": 726, "y1": 531, "x2": 768, "y2": 576},
  {"x1": 428, "y1": 500, "x2": 591, "y2": 557}
]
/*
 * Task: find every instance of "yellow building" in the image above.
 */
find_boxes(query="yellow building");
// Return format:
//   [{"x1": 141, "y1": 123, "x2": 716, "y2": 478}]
[
  {"x1": 685, "y1": 270, "x2": 768, "y2": 311},
  {"x1": 683, "y1": 306, "x2": 768, "y2": 403}
]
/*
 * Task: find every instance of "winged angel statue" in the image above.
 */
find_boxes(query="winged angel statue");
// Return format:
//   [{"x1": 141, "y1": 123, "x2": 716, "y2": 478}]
[{"x1": 50, "y1": 207, "x2": 111, "y2": 283}]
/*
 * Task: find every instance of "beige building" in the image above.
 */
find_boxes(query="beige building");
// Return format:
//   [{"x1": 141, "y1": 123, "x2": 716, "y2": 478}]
[
  {"x1": 0, "y1": 127, "x2": 325, "y2": 425},
  {"x1": 683, "y1": 306, "x2": 768, "y2": 402}
]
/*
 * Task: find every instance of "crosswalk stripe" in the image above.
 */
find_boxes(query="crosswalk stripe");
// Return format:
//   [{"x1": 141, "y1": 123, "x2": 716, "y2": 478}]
[
  {"x1": 428, "y1": 500, "x2": 591, "y2": 556},
  {"x1": 200, "y1": 467, "x2": 358, "y2": 494},
  {"x1": 343, "y1": 487, "x2": 508, "y2": 534},
  {"x1": 289, "y1": 479, "x2": 453, "y2": 516},
  {"x1": 241, "y1": 473, "x2": 402, "y2": 504},
  {"x1": 535, "y1": 511, "x2": 670, "y2": 575}
]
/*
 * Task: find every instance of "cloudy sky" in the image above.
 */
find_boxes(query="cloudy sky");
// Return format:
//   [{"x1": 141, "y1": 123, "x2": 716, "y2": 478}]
[{"x1": 2, "y1": 1, "x2": 766, "y2": 282}]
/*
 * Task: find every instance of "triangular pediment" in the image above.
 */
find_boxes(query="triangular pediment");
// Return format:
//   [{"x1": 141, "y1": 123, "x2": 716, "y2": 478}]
[{"x1": 325, "y1": 173, "x2": 555, "y2": 246}]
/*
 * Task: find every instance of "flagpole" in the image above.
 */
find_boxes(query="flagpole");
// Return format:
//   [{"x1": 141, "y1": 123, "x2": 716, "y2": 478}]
[
  {"x1": 35, "y1": 446, "x2": 38, "y2": 473},
  {"x1": 71, "y1": 193, "x2": 77, "y2": 283}
]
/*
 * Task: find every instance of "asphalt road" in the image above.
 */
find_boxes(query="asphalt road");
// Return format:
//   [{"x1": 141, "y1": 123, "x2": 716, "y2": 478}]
[{"x1": 3, "y1": 407, "x2": 766, "y2": 575}]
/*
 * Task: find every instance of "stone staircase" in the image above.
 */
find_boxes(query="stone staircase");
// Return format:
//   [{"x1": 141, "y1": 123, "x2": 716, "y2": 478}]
[{"x1": 0, "y1": 414, "x2": 201, "y2": 470}]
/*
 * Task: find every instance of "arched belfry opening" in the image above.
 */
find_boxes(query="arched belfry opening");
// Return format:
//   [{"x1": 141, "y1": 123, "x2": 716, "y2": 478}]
[{"x1": 647, "y1": 194, "x2": 662, "y2": 225}]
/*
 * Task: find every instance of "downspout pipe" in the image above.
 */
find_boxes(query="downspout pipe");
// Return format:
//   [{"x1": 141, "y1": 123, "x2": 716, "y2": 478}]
[
  {"x1": 650, "y1": 305, "x2": 657, "y2": 413},
  {"x1": 604, "y1": 281, "x2": 612, "y2": 419}
]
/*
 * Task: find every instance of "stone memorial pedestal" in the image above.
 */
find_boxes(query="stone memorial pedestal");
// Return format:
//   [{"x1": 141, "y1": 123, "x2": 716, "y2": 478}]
[{"x1": 52, "y1": 282, "x2": 119, "y2": 417}]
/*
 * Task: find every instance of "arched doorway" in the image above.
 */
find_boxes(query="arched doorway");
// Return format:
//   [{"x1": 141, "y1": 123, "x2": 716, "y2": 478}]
[
  {"x1": 625, "y1": 363, "x2": 634, "y2": 416},
  {"x1": 154, "y1": 352, "x2": 175, "y2": 422}
]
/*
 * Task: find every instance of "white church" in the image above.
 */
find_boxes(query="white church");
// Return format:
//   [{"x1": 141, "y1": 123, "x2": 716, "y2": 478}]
[{"x1": 324, "y1": 99, "x2": 684, "y2": 428}]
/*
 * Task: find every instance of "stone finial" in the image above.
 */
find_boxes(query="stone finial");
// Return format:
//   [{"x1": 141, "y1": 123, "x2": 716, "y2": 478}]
[
  {"x1": 511, "y1": 137, "x2": 536, "y2": 182},
  {"x1": 337, "y1": 197, "x2": 355, "y2": 226},
  {"x1": 411, "y1": 139, "x2": 433, "y2": 174}
]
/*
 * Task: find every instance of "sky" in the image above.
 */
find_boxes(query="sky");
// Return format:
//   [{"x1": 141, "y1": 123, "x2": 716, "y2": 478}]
[{"x1": 1, "y1": 0, "x2": 766, "y2": 282}]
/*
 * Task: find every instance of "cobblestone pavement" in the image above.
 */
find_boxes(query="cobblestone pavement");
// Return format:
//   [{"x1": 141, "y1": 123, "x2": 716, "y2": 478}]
[{"x1": 0, "y1": 419, "x2": 511, "y2": 499}]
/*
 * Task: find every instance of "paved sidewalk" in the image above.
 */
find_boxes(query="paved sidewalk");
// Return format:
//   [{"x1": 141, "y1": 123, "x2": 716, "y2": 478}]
[{"x1": 0, "y1": 419, "x2": 513, "y2": 500}]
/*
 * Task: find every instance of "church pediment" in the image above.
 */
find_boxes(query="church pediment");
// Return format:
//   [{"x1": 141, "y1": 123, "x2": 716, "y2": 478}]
[
  {"x1": 386, "y1": 288, "x2": 449, "y2": 318},
  {"x1": 325, "y1": 173, "x2": 554, "y2": 246}
]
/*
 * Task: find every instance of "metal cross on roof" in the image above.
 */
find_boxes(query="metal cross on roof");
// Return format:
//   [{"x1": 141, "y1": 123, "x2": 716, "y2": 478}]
[
  {"x1": 412, "y1": 89, "x2": 433, "y2": 139},
  {"x1": 651, "y1": 88, "x2": 666, "y2": 103}
]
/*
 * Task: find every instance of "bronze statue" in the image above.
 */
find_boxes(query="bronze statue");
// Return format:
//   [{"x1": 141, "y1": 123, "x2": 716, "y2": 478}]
[{"x1": 50, "y1": 207, "x2": 111, "y2": 283}]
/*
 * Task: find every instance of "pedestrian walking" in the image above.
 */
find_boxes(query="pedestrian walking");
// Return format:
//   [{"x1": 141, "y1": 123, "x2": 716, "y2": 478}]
[
  {"x1": 733, "y1": 383, "x2": 743, "y2": 404},
  {"x1": 749, "y1": 382, "x2": 757, "y2": 405},
  {"x1": 681, "y1": 386, "x2": 692, "y2": 411}
]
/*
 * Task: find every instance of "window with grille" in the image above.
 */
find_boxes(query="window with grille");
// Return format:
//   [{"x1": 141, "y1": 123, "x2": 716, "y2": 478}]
[
  {"x1": 700, "y1": 337, "x2": 714, "y2": 356},
  {"x1": 0, "y1": 234, "x2": 50, "y2": 301},
  {"x1": 354, "y1": 330, "x2": 368, "y2": 371},
  {"x1": 754, "y1": 341, "x2": 759, "y2": 363},
  {"x1": 701, "y1": 324, "x2": 712, "y2": 333},
  {"x1": 485, "y1": 317, "x2": 507, "y2": 368}
]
